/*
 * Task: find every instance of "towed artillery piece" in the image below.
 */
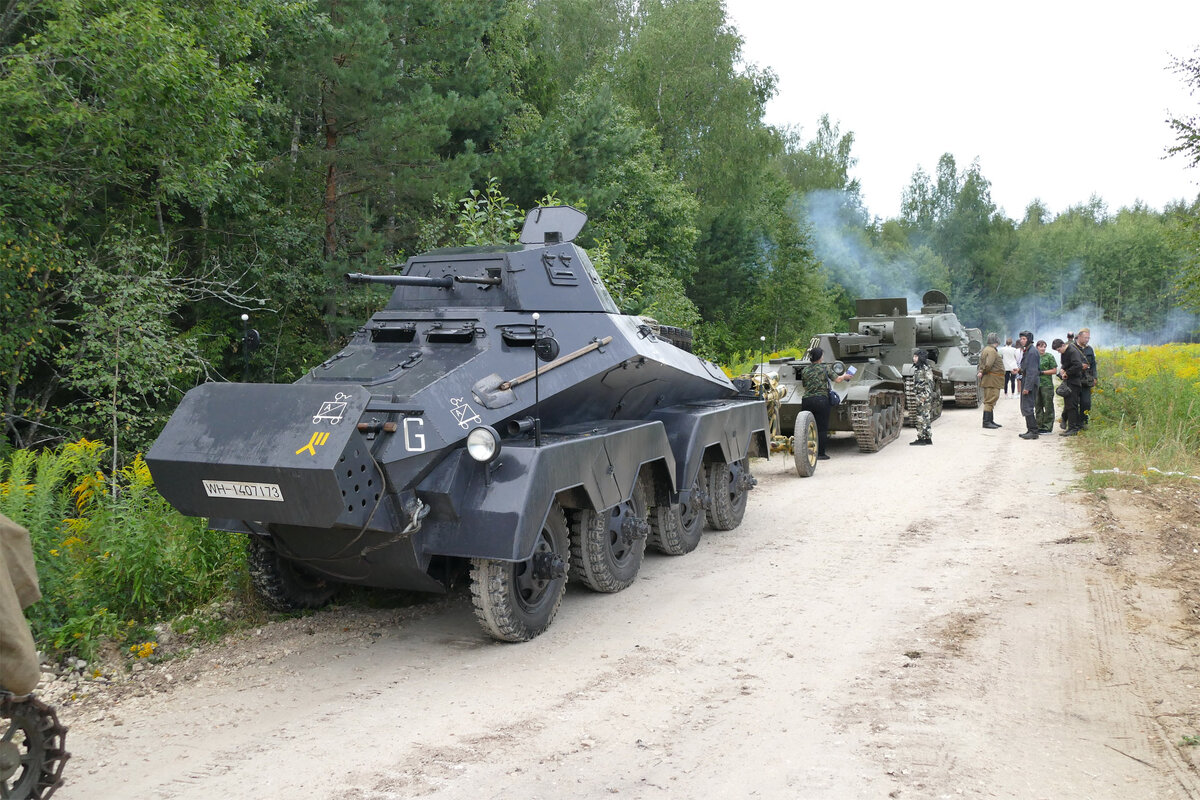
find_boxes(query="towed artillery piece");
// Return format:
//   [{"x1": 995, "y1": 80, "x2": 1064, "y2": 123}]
[{"x1": 147, "y1": 207, "x2": 768, "y2": 642}]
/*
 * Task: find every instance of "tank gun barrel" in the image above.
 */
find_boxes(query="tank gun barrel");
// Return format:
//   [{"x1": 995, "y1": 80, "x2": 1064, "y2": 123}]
[
  {"x1": 345, "y1": 272, "x2": 503, "y2": 288},
  {"x1": 346, "y1": 272, "x2": 454, "y2": 288}
]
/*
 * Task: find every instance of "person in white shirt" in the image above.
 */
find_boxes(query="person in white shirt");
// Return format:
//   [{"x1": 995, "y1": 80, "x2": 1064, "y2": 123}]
[{"x1": 998, "y1": 337, "x2": 1020, "y2": 396}]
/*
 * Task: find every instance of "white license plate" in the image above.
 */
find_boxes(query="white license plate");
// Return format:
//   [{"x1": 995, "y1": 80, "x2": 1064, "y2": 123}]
[{"x1": 202, "y1": 480, "x2": 284, "y2": 502}]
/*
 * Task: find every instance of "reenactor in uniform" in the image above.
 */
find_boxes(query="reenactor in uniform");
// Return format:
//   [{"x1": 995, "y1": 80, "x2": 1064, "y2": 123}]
[
  {"x1": 1035, "y1": 340, "x2": 1058, "y2": 433},
  {"x1": 977, "y1": 332, "x2": 1004, "y2": 429},
  {"x1": 1017, "y1": 330, "x2": 1041, "y2": 439},
  {"x1": 1, "y1": 512, "x2": 42, "y2": 697},
  {"x1": 909, "y1": 348, "x2": 936, "y2": 446}
]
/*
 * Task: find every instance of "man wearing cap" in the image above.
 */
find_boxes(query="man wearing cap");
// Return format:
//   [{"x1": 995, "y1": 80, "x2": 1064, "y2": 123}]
[
  {"x1": 1017, "y1": 331, "x2": 1040, "y2": 439},
  {"x1": 909, "y1": 348, "x2": 936, "y2": 445},
  {"x1": 977, "y1": 332, "x2": 1004, "y2": 428}
]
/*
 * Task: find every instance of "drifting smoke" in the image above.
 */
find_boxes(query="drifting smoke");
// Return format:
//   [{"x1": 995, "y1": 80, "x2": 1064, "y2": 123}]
[{"x1": 795, "y1": 189, "x2": 1200, "y2": 346}]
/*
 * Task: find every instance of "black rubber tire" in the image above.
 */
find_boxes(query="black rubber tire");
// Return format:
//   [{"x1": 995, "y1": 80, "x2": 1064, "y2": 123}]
[
  {"x1": 470, "y1": 503, "x2": 570, "y2": 642},
  {"x1": 793, "y1": 410, "x2": 818, "y2": 477},
  {"x1": 247, "y1": 536, "x2": 338, "y2": 611},
  {"x1": 569, "y1": 479, "x2": 648, "y2": 592},
  {"x1": 647, "y1": 473, "x2": 705, "y2": 556},
  {"x1": 658, "y1": 325, "x2": 693, "y2": 352},
  {"x1": 705, "y1": 458, "x2": 750, "y2": 531}
]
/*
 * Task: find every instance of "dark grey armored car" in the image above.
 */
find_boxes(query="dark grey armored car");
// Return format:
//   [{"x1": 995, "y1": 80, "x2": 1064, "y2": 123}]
[{"x1": 147, "y1": 207, "x2": 768, "y2": 642}]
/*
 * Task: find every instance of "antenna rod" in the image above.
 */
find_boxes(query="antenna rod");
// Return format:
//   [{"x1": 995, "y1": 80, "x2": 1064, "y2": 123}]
[{"x1": 532, "y1": 312, "x2": 542, "y2": 447}]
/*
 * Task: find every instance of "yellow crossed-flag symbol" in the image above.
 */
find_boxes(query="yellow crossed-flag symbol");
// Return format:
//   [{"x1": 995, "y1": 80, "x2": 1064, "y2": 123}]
[{"x1": 296, "y1": 431, "x2": 331, "y2": 456}]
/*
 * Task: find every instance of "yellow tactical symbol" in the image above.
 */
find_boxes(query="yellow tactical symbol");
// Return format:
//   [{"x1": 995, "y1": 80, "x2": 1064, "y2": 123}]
[{"x1": 296, "y1": 431, "x2": 331, "y2": 456}]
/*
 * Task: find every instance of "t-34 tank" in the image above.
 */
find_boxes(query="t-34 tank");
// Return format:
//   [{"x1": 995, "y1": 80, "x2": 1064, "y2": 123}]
[
  {"x1": 772, "y1": 330, "x2": 906, "y2": 454},
  {"x1": 147, "y1": 206, "x2": 768, "y2": 642},
  {"x1": 912, "y1": 290, "x2": 983, "y2": 407}
]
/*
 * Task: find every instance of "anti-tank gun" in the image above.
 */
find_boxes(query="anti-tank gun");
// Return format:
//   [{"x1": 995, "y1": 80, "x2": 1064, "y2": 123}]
[{"x1": 147, "y1": 206, "x2": 768, "y2": 642}]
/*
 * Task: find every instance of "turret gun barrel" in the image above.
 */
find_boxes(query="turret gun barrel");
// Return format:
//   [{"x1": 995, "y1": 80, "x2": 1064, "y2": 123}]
[{"x1": 345, "y1": 272, "x2": 454, "y2": 288}]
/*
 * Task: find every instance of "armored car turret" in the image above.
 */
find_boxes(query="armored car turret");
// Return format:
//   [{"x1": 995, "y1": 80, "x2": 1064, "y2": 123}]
[{"x1": 147, "y1": 207, "x2": 768, "y2": 642}]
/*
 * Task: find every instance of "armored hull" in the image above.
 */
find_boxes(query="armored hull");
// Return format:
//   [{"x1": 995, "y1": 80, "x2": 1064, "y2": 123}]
[{"x1": 148, "y1": 207, "x2": 768, "y2": 641}]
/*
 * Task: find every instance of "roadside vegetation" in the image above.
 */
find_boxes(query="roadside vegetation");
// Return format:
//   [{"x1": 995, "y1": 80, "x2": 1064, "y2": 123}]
[{"x1": 1077, "y1": 345, "x2": 1200, "y2": 488}]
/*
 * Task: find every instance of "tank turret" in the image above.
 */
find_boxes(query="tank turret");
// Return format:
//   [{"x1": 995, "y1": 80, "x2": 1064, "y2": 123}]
[{"x1": 147, "y1": 207, "x2": 768, "y2": 642}]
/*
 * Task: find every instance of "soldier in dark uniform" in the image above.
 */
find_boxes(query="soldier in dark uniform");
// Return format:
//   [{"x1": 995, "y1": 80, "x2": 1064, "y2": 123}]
[
  {"x1": 800, "y1": 346, "x2": 853, "y2": 460},
  {"x1": 1054, "y1": 337, "x2": 1084, "y2": 435},
  {"x1": 1075, "y1": 328, "x2": 1097, "y2": 428},
  {"x1": 1017, "y1": 331, "x2": 1041, "y2": 439},
  {"x1": 909, "y1": 348, "x2": 935, "y2": 445}
]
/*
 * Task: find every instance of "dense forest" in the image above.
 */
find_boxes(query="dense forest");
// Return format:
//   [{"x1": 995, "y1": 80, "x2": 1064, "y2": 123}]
[{"x1": 2, "y1": 0, "x2": 1199, "y2": 461}]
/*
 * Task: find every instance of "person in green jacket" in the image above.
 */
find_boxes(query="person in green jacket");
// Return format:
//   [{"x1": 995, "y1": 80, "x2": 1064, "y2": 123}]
[{"x1": 1035, "y1": 340, "x2": 1058, "y2": 433}]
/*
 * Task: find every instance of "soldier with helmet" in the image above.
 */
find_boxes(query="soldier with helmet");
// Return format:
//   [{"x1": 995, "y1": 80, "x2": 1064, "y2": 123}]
[{"x1": 1017, "y1": 330, "x2": 1041, "y2": 439}]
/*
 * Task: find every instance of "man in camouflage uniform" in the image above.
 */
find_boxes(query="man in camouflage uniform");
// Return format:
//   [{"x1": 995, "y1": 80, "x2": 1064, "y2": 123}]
[{"x1": 909, "y1": 348, "x2": 935, "y2": 445}]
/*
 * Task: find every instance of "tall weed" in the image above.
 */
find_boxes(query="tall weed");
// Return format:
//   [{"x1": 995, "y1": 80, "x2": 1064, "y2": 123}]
[{"x1": 1, "y1": 440, "x2": 244, "y2": 661}]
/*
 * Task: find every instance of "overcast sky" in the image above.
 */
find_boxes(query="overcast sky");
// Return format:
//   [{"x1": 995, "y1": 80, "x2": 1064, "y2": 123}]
[{"x1": 723, "y1": 0, "x2": 1200, "y2": 221}]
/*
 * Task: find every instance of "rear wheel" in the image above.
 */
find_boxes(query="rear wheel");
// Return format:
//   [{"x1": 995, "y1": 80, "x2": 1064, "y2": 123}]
[
  {"x1": 648, "y1": 473, "x2": 705, "y2": 556},
  {"x1": 470, "y1": 503, "x2": 570, "y2": 642},
  {"x1": 706, "y1": 458, "x2": 752, "y2": 531},
  {"x1": 792, "y1": 410, "x2": 818, "y2": 477},
  {"x1": 247, "y1": 536, "x2": 338, "y2": 611},
  {"x1": 570, "y1": 479, "x2": 649, "y2": 592}
]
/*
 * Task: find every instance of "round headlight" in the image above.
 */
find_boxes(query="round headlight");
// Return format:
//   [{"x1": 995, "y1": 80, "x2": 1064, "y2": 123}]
[{"x1": 466, "y1": 425, "x2": 501, "y2": 463}]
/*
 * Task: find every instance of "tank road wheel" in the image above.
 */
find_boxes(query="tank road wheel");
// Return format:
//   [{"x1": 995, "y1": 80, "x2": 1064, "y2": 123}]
[
  {"x1": 0, "y1": 695, "x2": 69, "y2": 800},
  {"x1": 792, "y1": 410, "x2": 819, "y2": 477},
  {"x1": 648, "y1": 473, "x2": 706, "y2": 556},
  {"x1": 470, "y1": 503, "x2": 570, "y2": 642},
  {"x1": 570, "y1": 478, "x2": 650, "y2": 591},
  {"x1": 247, "y1": 536, "x2": 338, "y2": 612},
  {"x1": 706, "y1": 458, "x2": 755, "y2": 531}
]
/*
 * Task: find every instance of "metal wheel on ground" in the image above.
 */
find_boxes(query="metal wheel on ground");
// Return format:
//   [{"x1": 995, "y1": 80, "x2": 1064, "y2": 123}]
[
  {"x1": 793, "y1": 410, "x2": 819, "y2": 477},
  {"x1": 247, "y1": 535, "x2": 338, "y2": 611},
  {"x1": 570, "y1": 478, "x2": 649, "y2": 591},
  {"x1": 470, "y1": 503, "x2": 570, "y2": 642},
  {"x1": 705, "y1": 458, "x2": 754, "y2": 531},
  {"x1": 647, "y1": 473, "x2": 706, "y2": 555},
  {"x1": 0, "y1": 695, "x2": 68, "y2": 800}
]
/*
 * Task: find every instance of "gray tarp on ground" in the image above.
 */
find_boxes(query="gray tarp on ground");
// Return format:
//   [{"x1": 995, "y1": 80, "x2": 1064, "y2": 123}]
[{"x1": 1, "y1": 512, "x2": 41, "y2": 695}]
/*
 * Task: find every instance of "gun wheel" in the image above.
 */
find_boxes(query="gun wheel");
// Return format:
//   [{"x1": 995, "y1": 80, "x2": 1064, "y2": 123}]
[
  {"x1": 792, "y1": 410, "x2": 819, "y2": 477},
  {"x1": 1, "y1": 694, "x2": 69, "y2": 800},
  {"x1": 648, "y1": 474, "x2": 705, "y2": 556},
  {"x1": 706, "y1": 458, "x2": 753, "y2": 531},
  {"x1": 570, "y1": 478, "x2": 648, "y2": 591},
  {"x1": 471, "y1": 503, "x2": 570, "y2": 642}
]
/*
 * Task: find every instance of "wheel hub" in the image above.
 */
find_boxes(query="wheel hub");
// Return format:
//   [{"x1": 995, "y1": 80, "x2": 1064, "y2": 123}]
[{"x1": 530, "y1": 551, "x2": 567, "y2": 581}]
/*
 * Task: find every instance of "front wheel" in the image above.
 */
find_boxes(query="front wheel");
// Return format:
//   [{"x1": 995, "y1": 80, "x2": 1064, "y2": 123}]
[
  {"x1": 247, "y1": 536, "x2": 338, "y2": 611},
  {"x1": 471, "y1": 503, "x2": 570, "y2": 642},
  {"x1": 705, "y1": 458, "x2": 752, "y2": 531}
]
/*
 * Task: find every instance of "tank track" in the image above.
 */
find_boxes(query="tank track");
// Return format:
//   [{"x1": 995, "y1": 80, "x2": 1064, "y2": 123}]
[
  {"x1": 953, "y1": 381, "x2": 980, "y2": 408},
  {"x1": 849, "y1": 390, "x2": 903, "y2": 452},
  {"x1": 903, "y1": 378, "x2": 944, "y2": 426}
]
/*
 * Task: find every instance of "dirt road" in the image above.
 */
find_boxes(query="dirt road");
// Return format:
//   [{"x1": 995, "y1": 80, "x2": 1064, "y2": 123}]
[{"x1": 52, "y1": 396, "x2": 1200, "y2": 799}]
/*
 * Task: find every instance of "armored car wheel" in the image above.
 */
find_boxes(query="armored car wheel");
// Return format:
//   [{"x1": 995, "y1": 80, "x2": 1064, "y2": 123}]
[
  {"x1": 792, "y1": 410, "x2": 818, "y2": 477},
  {"x1": 470, "y1": 503, "x2": 570, "y2": 642},
  {"x1": 705, "y1": 458, "x2": 753, "y2": 531},
  {"x1": 570, "y1": 478, "x2": 649, "y2": 591},
  {"x1": 1, "y1": 694, "x2": 69, "y2": 800},
  {"x1": 647, "y1": 473, "x2": 705, "y2": 556},
  {"x1": 247, "y1": 536, "x2": 338, "y2": 612}
]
